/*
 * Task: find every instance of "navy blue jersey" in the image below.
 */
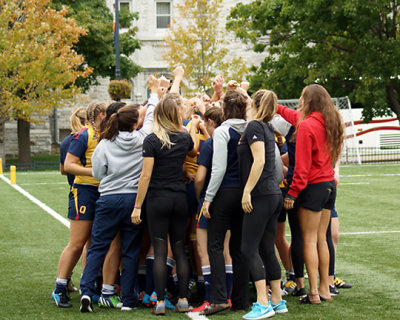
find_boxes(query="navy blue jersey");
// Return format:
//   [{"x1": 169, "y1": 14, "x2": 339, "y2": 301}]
[
  {"x1": 197, "y1": 138, "x2": 213, "y2": 198},
  {"x1": 60, "y1": 134, "x2": 75, "y2": 186}
]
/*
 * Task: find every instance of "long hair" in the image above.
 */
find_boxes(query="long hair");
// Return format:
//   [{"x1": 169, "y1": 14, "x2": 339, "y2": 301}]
[
  {"x1": 69, "y1": 106, "x2": 86, "y2": 133},
  {"x1": 252, "y1": 89, "x2": 277, "y2": 122},
  {"x1": 222, "y1": 90, "x2": 248, "y2": 120},
  {"x1": 86, "y1": 101, "x2": 107, "y2": 139},
  {"x1": 99, "y1": 105, "x2": 140, "y2": 141},
  {"x1": 299, "y1": 84, "x2": 344, "y2": 165},
  {"x1": 100, "y1": 102, "x2": 127, "y2": 133},
  {"x1": 153, "y1": 93, "x2": 183, "y2": 148}
]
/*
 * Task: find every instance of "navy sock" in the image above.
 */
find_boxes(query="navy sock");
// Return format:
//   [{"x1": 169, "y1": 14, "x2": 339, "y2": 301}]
[
  {"x1": 138, "y1": 265, "x2": 146, "y2": 293},
  {"x1": 55, "y1": 278, "x2": 68, "y2": 294},
  {"x1": 202, "y1": 265, "x2": 211, "y2": 302},
  {"x1": 225, "y1": 265, "x2": 233, "y2": 300},
  {"x1": 145, "y1": 254, "x2": 155, "y2": 295}
]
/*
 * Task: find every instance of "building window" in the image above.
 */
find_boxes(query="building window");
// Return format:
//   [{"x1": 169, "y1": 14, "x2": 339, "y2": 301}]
[{"x1": 156, "y1": 2, "x2": 171, "y2": 29}]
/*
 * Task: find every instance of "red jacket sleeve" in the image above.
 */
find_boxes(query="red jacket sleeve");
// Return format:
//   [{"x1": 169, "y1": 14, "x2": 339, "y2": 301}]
[
  {"x1": 277, "y1": 104, "x2": 300, "y2": 127},
  {"x1": 287, "y1": 121, "x2": 313, "y2": 198}
]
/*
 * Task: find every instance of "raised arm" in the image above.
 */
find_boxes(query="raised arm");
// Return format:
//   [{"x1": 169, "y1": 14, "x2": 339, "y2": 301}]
[{"x1": 170, "y1": 66, "x2": 184, "y2": 94}]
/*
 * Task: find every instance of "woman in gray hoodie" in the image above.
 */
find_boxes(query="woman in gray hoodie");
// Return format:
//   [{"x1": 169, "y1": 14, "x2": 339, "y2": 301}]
[{"x1": 79, "y1": 76, "x2": 162, "y2": 313}]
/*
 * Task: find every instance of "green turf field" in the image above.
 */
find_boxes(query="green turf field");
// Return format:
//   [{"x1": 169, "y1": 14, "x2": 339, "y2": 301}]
[{"x1": 0, "y1": 164, "x2": 399, "y2": 319}]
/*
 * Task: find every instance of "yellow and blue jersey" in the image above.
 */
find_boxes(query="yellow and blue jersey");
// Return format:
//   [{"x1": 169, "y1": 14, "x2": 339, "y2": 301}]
[
  {"x1": 184, "y1": 120, "x2": 207, "y2": 175},
  {"x1": 68, "y1": 125, "x2": 100, "y2": 186}
]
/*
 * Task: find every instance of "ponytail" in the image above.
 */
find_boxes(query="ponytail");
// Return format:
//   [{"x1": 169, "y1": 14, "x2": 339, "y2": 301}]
[
  {"x1": 70, "y1": 106, "x2": 86, "y2": 133},
  {"x1": 99, "y1": 105, "x2": 140, "y2": 141}
]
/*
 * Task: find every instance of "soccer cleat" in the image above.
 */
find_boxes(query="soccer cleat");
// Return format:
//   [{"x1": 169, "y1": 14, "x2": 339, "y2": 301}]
[
  {"x1": 242, "y1": 302, "x2": 275, "y2": 319},
  {"x1": 142, "y1": 293, "x2": 153, "y2": 307},
  {"x1": 292, "y1": 287, "x2": 307, "y2": 297},
  {"x1": 98, "y1": 294, "x2": 123, "y2": 308},
  {"x1": 271, "y1": 300, "x2": 288, "y2": 314},
  {"x1": 227, "y1": 299, "x2": 232, "y2": 308},
  {"x1": 152, "y1": 302, "x2": 166, "y2": 315},
  {"x1": 283, "y1": 280, "x2": 297, "y2": 294},
  {"x1": 51, "y1": 289, "x2": 72, "y2": 308},
  {"x1": 189, "y1": 301, "x2": 210, "y2": 312},
  {"x1": 150, "y1": 291, "x2": 158, "y2": 303},
  {"x1": 334, "y1": 277, "x2": 352, "y2": 289},
  {"x1": 330, "y1": 285, "x2": 339, "y2": 296},
  {"x1": 80, "y1": 295, "x2": 93, "y2": 313},
  {"x1": 164, "y1": 296, "x2": 175, "y2": 310}
]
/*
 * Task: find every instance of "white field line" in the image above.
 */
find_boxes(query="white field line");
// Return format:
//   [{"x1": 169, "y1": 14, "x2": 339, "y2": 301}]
[
  {"x1": 18, "y1": 182, "x2": 66, "y2": 186},
  {"x1": 340, "y1": 182, "x2": 370, "y2": 185},
  {"x1": 0, "y1": 175, "x2": 70, "y2": 228},
  {"x1": 186, "y1": 312, "x2": 209, "y2": 320},
  {"x1": 341, "y1": 173, "x2": 400, "y2": 177}
]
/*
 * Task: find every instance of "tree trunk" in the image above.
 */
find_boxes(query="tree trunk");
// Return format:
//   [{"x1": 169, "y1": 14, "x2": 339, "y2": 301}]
[
  {"x1": 17, "y1": 118, "x2": 31, "y2": 163},
  {"x1": 0, "y1": 113, "x2": 5, "y2": 169},
  {"x1": 386, "y1": 82, "x2": 400, "y2": 121}
]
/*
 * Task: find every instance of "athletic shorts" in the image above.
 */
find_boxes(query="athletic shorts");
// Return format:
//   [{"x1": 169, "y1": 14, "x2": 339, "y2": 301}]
[
  {"x1": 297, "y1": 180, "x2": 336, "y2": 212},
  {"x1": 195, "y1": 197, "x2": 208, "y2": 229},
  {"x1": 331, "y1": 206, "x2": 338, "y2": 218},
  {"x1": 186, "y1": 181, "x2": 198, "y2": 218},
  {"x1": 277, "y1": 189, "x2": 287, "y2": 223},
  {"x1": 68, "y1": 184, "x2": 99, "y2": 221}
]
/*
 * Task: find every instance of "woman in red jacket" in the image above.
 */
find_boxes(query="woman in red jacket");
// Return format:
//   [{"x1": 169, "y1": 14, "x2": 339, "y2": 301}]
[{"x1": 277, "y1": 84, "x2": 344, "y2": 304}]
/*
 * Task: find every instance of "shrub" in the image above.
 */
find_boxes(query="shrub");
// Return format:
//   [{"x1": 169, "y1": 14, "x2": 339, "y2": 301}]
[{"x1": 108, "y1": 79, "x2": 133, "y2": 100}]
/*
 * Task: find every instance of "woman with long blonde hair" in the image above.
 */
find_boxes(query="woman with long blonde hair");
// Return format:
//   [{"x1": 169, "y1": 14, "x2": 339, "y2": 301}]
[
  {"x1": 238, "y1": 89, "x2": 286, "y2": 319},
  {"x1": 131, "y1": 93, "x2": 197, "y2": 315},
  {"x1": 277, "y1": 84, "x2": 344, "y2": 304}
]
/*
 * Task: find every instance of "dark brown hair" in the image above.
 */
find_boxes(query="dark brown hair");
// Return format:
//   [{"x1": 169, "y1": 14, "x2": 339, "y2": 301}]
[
  {"x1": 204, "y1": 107, "x2": 224, "y2": 127},
  {"x1": 99, "y1": 105, "x2": 140, "y2": 141},
  {"x1": 299, "y1": 84, "x2": 344, "y2": 165},
  {"x1": 222, "y1": 90, "x2": 248, "y2": 120}
]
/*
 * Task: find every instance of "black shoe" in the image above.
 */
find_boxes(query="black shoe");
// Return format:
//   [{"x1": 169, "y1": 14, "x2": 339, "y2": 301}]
[
  {"x1": 330, "y1": 285, "x2": 339, "y2": 296},
  {"x1": 200, "y1": 303, "x2": 230, "y2": 315},
  {"x1": 80, "y1": 295, "x2": 93, "y2": 313},
  {"x1": 51, "y1": 289, "x2": 72, "y2": 308},
  {"x1": 334, "y1": 277, "x2": 352, "y2": 289},
  {"x1": 292, "y1": 287, "x2": 307, "y2": 297}
]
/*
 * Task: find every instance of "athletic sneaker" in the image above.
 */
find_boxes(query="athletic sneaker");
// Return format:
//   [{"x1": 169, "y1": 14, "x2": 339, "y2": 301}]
[
  {"x1": 242, "y1": 302, "x2": 275, "y2": 319},
  {"x1": 150, "y1": 291, "x2": 158, "y2": 303},
  {"x1": 51, "y1": 289, "x2": 72, "y2": 308},
  {"x1": 190, "y1": 301, "x2": 210, "y2": 312},
  {"x1": 142, "y1": 293, "x2": 153, "y2": 307},
  {"x1": 152, "y1": 302, "x2": 166, "y2": 315},
  {"x1": 80, "y1": 295, "x2": 93, "y2": 313},
  {"x1": 330, "y1": 285, "x2": 340, "y2": 296},
  {"x1": 98, "y1": 294, "x2": 123, "y2": 308},
  {"x1": 284, "y1": 280, "x2": 297, "y2": 294},
  {"x1": 291, "y1": 287, "x2": 307, "y2": 297},
  {"x1": 175, "y1": 299, "x2": 189, "y2": 312},
  {"x1": 271, "y1": 300, "x2": 288, "y2": 314},
  {"x1": 334, "y1": 277, "x2": 352, "y2": 289}
]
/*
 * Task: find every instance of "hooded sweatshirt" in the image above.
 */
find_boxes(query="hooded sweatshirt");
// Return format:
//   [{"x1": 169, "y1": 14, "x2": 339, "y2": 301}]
[
  {"x1": 91, "y1": 93, "x2": 158, "y2": 196},
  {"x1": 277, "y1": 104, "x2": 334, "y2": 198},
  {"x1": 204, "y1": 118, "x2": 247, "y2": 203}
]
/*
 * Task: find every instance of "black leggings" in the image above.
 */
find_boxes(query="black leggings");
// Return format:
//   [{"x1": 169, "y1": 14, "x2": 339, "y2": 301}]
[
  {"x1": 146, "y1": 190, "x2": 190, "y2": 300},
  {"x1": 241, "y1": 194, "x2": 282, "y2": 282},
  {"x1": 287, "y1": 207, "x2": 305, "y2": 278},
  {"x1": 326, "y1": 218, "x2": 335, "y2": 276},
  {"x1": 207, "y1": 188, "x2": 249, "y2": 309}
]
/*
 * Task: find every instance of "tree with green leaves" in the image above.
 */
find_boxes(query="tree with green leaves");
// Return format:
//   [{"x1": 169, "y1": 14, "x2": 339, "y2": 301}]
[
  {"x1": 52, "y1": 0, "x2": 141, "y2": 90},
  {"x1": 228, "y1": 0, "x2": 400, "y2": 120},
  {"x1": 0, "y1": 0, "x2": 92, "y2": 163},
  {"x1": 164, "y1": 0, "x2": 248, "y2": 93}
]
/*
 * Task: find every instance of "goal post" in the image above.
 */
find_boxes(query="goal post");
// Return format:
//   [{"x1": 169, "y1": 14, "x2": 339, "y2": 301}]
[{"x1": 277, "y1": 96, "x2": 362, "y2": 165}]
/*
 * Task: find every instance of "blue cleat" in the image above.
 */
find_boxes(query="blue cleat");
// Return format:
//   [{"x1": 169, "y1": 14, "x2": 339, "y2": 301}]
[{"x1": 51, "y1": 289, "x2": 72, "y2": 308}]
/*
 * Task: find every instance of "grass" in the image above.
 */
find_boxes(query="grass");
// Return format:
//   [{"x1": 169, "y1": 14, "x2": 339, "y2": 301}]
[{"x1": 0, "y1": 164, "x2": 399, "y2": 319}]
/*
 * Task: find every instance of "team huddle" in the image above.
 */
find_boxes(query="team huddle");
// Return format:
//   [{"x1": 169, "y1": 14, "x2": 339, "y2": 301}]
[{"x1": 52, "y1": 67, "x2": 352, "y2": 319}]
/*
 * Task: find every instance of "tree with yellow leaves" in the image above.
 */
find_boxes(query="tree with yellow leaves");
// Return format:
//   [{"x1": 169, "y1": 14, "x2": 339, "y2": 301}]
[
  {"x1": 0, "y1": 0, "x2": 92, "y2": 163},
  {"x1": 163, "y1": 0, "x2": 248, "y2": 93}
]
